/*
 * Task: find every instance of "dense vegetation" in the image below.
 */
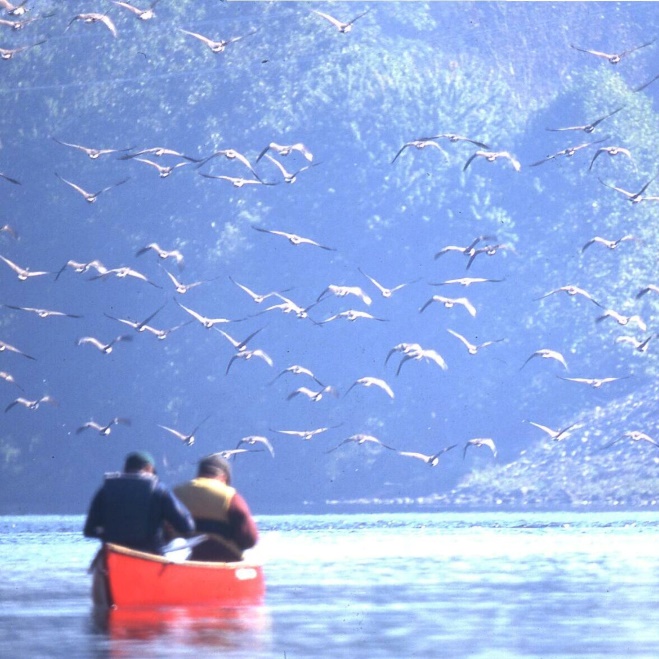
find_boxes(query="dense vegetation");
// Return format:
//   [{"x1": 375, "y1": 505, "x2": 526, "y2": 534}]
[{"x1": 0, "y1": 1, "x2": 657, "y2": 513}]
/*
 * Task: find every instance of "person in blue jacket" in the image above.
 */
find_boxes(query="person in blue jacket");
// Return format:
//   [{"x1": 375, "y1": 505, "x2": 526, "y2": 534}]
[{"x1": 84, "y1": 450, "x2": 195, "y2": 554}]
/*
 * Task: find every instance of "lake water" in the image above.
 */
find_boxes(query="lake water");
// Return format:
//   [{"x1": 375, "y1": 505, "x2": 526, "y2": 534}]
[{"x1": 2, "y1": 512, "x2": 659, "y2": 658}]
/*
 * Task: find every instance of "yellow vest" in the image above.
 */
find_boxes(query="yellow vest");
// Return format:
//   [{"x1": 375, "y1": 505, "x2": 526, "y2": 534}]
[{"x1": 174, "y1": 478, "x2": 241, "y2": 557}]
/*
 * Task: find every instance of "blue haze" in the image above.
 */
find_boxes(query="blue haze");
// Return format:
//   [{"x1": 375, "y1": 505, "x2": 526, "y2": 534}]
[{"x1": 0, "y1": 2, "x2": 658, "y2": 513}]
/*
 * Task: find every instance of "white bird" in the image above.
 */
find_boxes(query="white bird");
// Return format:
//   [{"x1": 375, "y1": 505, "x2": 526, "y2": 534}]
[
  {"x1": 133, "y1": 157, "x2": 190, "y2": 178},
  {"x1": 0, "y1": 339, "x2": 35, "y2": 360},
  {"x1": 200, "y1": 173, "x2": 272, "y2": 188},
  {"x1": 344, "y1": 376, "x2": 394, "y2": 399},
  {"x1": 311, "y1": 8, "x2": 370, "y2": 33},
  {"x1": 175, "y1": 299, "x2": 234, "y2": 328},
  {"x1": 419, "y1": 295, "x2": 477, "y2": 317},
  {"x1": 397, "y1": 444, "x2": 457, "y2": 466},
  {"x1": 596, "y1": 309, "x2": 646, "y2": 332},
  {"x1": 434, "y1": 235, "x2": 497, "y2": 260},
  {"x1": 536, "y1": 285, "x2": 602, "y2": 307},
  {"x1": 55, "y1": 172, "x2": 129, "y2": 203},
  {"x1": 162, "y1": 269, "x2": 217, "y2": 294},
  {"x1": 252, "y1": 225, "x2": 335, "y2": 250},
  {"x1": 635, "y1": 284, "x2": 659, "y2": 299},
  {"x1": 3, "y1": 304, "x2": 81, "y2": 319},
  {"x1": 76, "y1": 418, "x2": 131, "y2": 435},
  {"x1": 236, "y1": 435, "x2": 275, "y2": 457},
  {"x1": 260, "y1": 153, "x2": 317, "y2": 184},
  {"x1": 66, "y1": 13, "x2": 118, "y2": 37},
  {"x1": 327, "y1": 433, "x2": 395, "y2": 454},
  {"x1": 51, "y1": 137, "x2": 134, "y2": 159},
  {"x1": 179, "y1": 27, "x2": 256, "y2": 54},
  {"x1": 256, "y1": 142, "x2": 313, "y2": 163},
  {"x1": 557, "y1": 375, "x2": 631, "y2": 388},
  {"x1": 581, "y1": 234, "x2": 635, "y2": 252},
  {"x1": 385, "y1": 342, "x2": 423, "y2": 366},
  {"x1": 521, "y1": 349, "x2": 568, "y2": 371},
  {"x1": 615, "y1": 335, "x2": 654, "y2": 353},
  {"x1": 463, "y1": 438, "x2": 498, "y2": 459},
  {"x1": 601, "y1": 430, "x2": 659, "y2": 450},
  {"x1": 396, "y1": 347, "x2": 448, "y2": 376},
  {"x1": 0, "y1": 370, "x2": 23, "y2": 391},
  {"x1": 589, "y1": 146, "x2": 636, "y2": 172},
  {"x1": 270, "y1": 426, "x2": 340, "y2": 441},
  {"x1": 391, "y1": 139, "x2": 449, "y2": 165},
  {"x1": 431, "y1": 277, "x2": 503, "y2": 287},
  {"x1": 112, "y1": 0, "x2": 159, "y2": 20},
  {"x1": 103, "y1": 303, "x2": 167, "y2": 333},
  {"x1": 216, "y1": 327, "x2": 264, "y2": 353},
  {"x1": 463, "y1": 150, "x2": 521, "y2": 172},
  {"x1": 136, "y1": 243, "x2": 184, "y2": 269},
  {"x1": 287, "y1": 385, "x2": 339, "y2": 402},
  {"x1": 229, "y1": 276, "x2": 290, "y2": 303},
  {"x1": 0, "y1": 254, "x2": 49, "y2": 280},
  {"x1": 55, "y1": 259, "x2": 108, "y2": 280},
  {"x1": 90, "y1": 266, "x2": 161, "y2": 288},
  {"x1": 269, "y1": 365, "x2": 325, "y2": 387},
  {"x1": 5, "y1": 395, "x2": 58, "y2": 413},
  {"x1": 317, "y1": 284, "x2": 372, "y2": 306},
  {"x1": 446, "y1": 329, "x2": 504, "y2": 355},
  {"x1": 570, "y1": 40, "x2": 655, "y2": 64},
  {"x1": 76, "y1": 334, "x2": 133, "y2": 354},
  {"x1": 527, "y1": 421, "x2": 582, "y2": 442},
  {"x1": 226, "y1": 348, "x2": 273, "y2": 375},
  {"x1": 358, "y1": 268, "x2": 418, "y2": 298},
  {"x1": 320, "y1": 309, "x2": 387, "y2": 324},
  {"x1": 158, "y1": 415, "x2": 211, "y2": 447}
]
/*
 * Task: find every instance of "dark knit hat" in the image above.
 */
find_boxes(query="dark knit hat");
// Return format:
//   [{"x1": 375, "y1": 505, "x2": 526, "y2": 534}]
[
  {"x1": 124, "y1": 451, "x2": 156, "y2": 472},
  {"x1": 198, "y1": 453, "x2": 232, "y2": 484}
]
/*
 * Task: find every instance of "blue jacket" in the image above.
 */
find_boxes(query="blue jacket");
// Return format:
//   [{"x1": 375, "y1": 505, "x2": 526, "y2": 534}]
[{"x1": 83, "y1": 472, "x2": 195, "y2": 554}]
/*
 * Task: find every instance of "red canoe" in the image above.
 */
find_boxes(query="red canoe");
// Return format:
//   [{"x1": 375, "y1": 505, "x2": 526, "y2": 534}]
[{"x1": 92, "y1": 542, "x2": 266, "y2": 609}]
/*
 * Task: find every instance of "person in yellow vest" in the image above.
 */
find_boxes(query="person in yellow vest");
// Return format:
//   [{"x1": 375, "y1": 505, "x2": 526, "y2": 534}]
[{"x1": 174, "y1": 453, "x2": 259, "y2": 562}]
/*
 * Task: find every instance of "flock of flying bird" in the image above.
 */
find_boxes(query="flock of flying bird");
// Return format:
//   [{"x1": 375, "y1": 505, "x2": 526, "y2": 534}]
[{"x1": 1, "y1": 2, "x2": 659, "y2": 500}]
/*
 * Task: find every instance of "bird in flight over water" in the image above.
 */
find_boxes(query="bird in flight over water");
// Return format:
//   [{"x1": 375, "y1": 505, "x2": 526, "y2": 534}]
[
  {"x1": 310, "y1": 8, "x2": 370, "y2": 33},
  {"x1": 570, "y1": 40, "x2": 655, "y2": 64}
]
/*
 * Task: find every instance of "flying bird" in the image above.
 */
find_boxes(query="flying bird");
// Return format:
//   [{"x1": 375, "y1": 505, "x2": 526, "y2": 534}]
[
  {"x1": 236, "y1": 435, "x2": 275, "y2": 457},
  {"x1": 55, "y1": 172, "x2": 129, "y2": 203},
  {"x1": 426, "y1": 133, "x2": 489, "y2": 149},
  {"x1": 596, "y1": 309, "x2": 646, "y2": 332},
  {"x1": 536, "y1": 285, "x2": 602, "y2": 307},
  {"x1": 581, "y1": 234, "x2": 635, "y2": 252},
  {"x1": 598, "y1": 176, "x2": 656, "y2": 203},
  {"x1": 252, "y1": 225, "x2": 335, "y2": 250},
  {"x1": 434, "y1": 235, "x2": 497, "y2": 260},
  {"x1": 216, "y1": 327, "x2": 264, "y2": 353},
  {"x1": 158, "y1": 415, "x2": 211, "y2": 447},
  {"x1": 463, "y1": 437, "x2": 497, "y2": 459},
  {"x1": 390, "y1": 139, "x2": 449, "y2": 165},
  {"x1": 546, "y1": 107, "x2": 623, "y2": 133},
  {"x1": 270, "y1": 425, "x2": 340, "y2": 441},
  {"x1": 0, "y1": 339, "x2": 35, "y2": 360},
  {"x1": 120, "y1": 146, "x2": 201, "y2": 161},
  {"x1": 256, "y1": 142, "x2": 313, "y2": 163},
  {"x1": 614, "y1": 335, "x2": 654, "y2": 353},
  {"x1": 419, "y1": 295, "x2": 477, "y2": 317},
  {"x1": 3, "y1": 304, "x2": 81, "y2": 319},
  {"x1": 103, "y1": 303, "x2": 167, "y2": 333},
  {"x1": 385, "y1": 342, "x2": 422, "y2": 366},
  {"x1": 530, "y1": 138, "x2": 607, "y2": 167},
  {"x1": 136, "y1": 242, "x2": 184, "y2": 269},
  {"x1": 320, "y1": 309, "x2": 387, "y2": 324},
  {"x1": 55, "y1": 259, "x2": 108, "y2": 280},
  {"x1": 317, "y1": 284, "x2": 372, "y2": 306},
  {"x1": 200, "y1": 173, "x2": 272, "y2": 188},
  {"x1": 5, "y1": 395, "x2": 58, "y2": 413},
  {"x1": 229, "y1": 276, "x2": 290, "y2": 304},
  {"x1": 76, "y1": 417, "x2": 131, "y2": 435},
  {"x1": 133, "y1": 157, "x2": 190, "y2": 178},
  {"x1": 466, "y1": 243, "x2": 513, "y2": 270},
  {"x1": 588, "y1": 146, "x2": 636, "y2": 172},
  {"x1": 179, "y1": 27, "x2": 256, "y2": 54},
  {"x1": 463, "y1": 150, "x2": 521, "y2": 172},
  {"x1": 0, "y1": 224, "x2": 18, "y2": 239},
  {"x1": 344, "y1": 376, "x2": 394, "y2": 399},
  {"x1": 556, "y1": 375, "x2": 631, "y2": 388},
  {"x1": 446, "y1": 329, "x2": 504, "y2": 355},
  {"x1": 521, "y1": 349, "x2": 568, "y2": 371},
  {"x1": 634, "y1": 73, "x2": 659, "y2": 93},
  {"x1": 51, "y1": 137, "x2": 133, "y2": 159},
  {"x1": 269, "y1": 364, "x2": 325, "y2": 387},
  {"x1": 174, "y1": 299, "x2": 234, "y2": 328},
  {"x1": 527, "y1": 421, "x2": 582, "y2": 441},
  {"x1": 311, "y1": 8, "x2": 370, "y2": 33},
  {"x1": 111, "y1": 0, "x2": 159, "y2": 20},
  {"x1": 636, "y1": 284, "x2": 659, "y2": 299},
  {"x1": 0, "y1": 40, "x2": 45, "y2": 60},
  {"x1": 225, "y1": 348, "x2": 273, "y2": 375},
  {"x1": 396, "y1": 347, "x2": 448, "y2": 376},
  {"x1": 0, "y1": 254, "x2": 49, "y2": 280},
  {"x1": 90, "y1": 265, "x2": 161, "y2": 288},
  {"x1": 397, "y1": 444, "x2": 458, "y2": 466},
  {"x1": 358, "y1": 268, "x2": 418, "y2": 298},
  {"x1": 430, "y1": 277, "x2": 503, "y2": 287},
  {"x1": 260, "y1": 153, "x2": 317, "y2": 184},
  {"x1": 162, "y1": 269, "x2": 218, "y2": 294},
  {"x1": 326, "y1": 433, "x2": 395, "y2": 454},
  {"x1": 66, "y1": 13, "x2": 118, "y2": 38},
  {"x1": 0, "y1": 370, "x2": 23, "y2": 390},
  {"x1": 286, "y1": 385, "x2": 339, "y2": 402},
  {"x1": 76, "y1": 334, "x2": 133, "y2": 354},
  {"x1": 601, "y1": 430, "x2": 659, "y2": 450},
  {"x1": 570, "y1": 40, "x2": 655, "y2": 64}
]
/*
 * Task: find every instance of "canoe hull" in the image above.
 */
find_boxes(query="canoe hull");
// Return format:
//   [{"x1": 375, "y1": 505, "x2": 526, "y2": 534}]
[{"x1": 93, "y1": 543, "x2": 265, "y2": 609}]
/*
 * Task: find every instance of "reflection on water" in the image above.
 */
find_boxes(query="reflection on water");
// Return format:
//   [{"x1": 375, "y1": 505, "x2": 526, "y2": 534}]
[
  {"x1": 3, "y1": 513, "x2": 659, "y2": 658},
  {"x1": 91, "y1": 605, "x2": 272, "y2": 655}
]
